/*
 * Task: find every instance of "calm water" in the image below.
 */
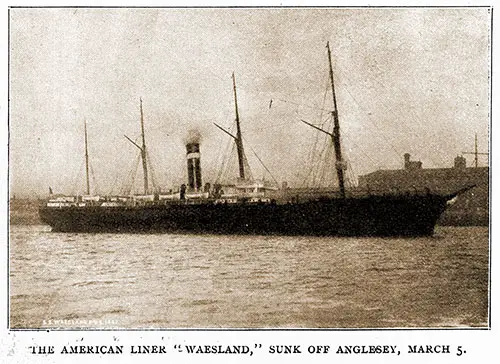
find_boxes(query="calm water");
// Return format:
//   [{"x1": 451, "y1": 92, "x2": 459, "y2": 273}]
[{"x1": 9, "y1": 225, "x2": 489, "y2": 329}]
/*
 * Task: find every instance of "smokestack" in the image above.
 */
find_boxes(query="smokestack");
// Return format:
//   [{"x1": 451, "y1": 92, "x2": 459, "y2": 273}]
[{"x1": 186, "y1": 142, "x2": 202, "y2": 191}]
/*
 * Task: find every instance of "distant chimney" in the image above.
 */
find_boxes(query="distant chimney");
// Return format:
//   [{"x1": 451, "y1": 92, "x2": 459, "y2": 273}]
[
  {"x1": 186, "y1": 142, "x2": 202, "y2": 191},
  {"x1": 404, "y1": 153, "x2": 411, "y2": 169},
  {"x1": 454, "y1": 155, "x2": 467, "y2": 170},
  {"x1": 404, "y1": 153, "x2": 422, "y2": 171}
]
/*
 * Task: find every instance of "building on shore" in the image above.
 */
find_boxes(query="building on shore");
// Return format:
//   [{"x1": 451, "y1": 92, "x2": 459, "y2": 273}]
[{"x1": 358, "y1": 154, "x2": 489, "y2": 226}]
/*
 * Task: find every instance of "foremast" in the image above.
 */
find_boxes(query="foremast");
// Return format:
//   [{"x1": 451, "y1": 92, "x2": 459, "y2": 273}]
[
  {"x1": 139, "y1": 98, "x2": 149, "y2": 194},
  {"x1": 84, "y1": 119, "x2": 90, "y2": 195}
]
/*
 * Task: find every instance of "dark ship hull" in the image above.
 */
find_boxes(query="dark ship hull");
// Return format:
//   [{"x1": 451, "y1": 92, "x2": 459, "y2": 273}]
[{"x1": 39, "y1": 193, "x2": 456, "y2": 237}]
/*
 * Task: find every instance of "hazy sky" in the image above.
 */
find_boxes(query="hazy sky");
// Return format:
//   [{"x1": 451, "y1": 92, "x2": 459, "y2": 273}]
[{"x1": 9, "y1": 7, "x2": 491, "y2": 197}]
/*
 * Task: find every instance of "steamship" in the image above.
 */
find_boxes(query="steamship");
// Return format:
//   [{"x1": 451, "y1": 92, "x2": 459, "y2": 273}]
[{"x1": 38, "y1": 43, "x2": 468, "y2": 236}]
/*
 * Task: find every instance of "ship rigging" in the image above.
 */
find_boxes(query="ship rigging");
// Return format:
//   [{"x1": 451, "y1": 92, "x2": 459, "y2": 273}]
[{"x1": 39, "y1": 42, "x2": 470, "y2": 236}]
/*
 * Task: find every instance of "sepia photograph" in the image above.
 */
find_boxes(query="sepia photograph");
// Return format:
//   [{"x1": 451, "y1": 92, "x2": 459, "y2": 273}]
[{"x1": 8, "y1": 7, "x2": 490, "y2": 330}]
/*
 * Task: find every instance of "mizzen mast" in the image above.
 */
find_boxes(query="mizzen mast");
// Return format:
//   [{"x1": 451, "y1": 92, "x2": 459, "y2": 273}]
[
  {"x1": 327, "y1": 41, "x2": 346, "y2": 198},
  {"x1": 84, "y1": 119, "x2": 90, "y2": 195}
]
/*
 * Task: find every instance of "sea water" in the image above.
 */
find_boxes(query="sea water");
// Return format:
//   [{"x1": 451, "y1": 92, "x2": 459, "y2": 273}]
[{"x1": 9, "y1": 225, "x2": 489, "y2": 329}]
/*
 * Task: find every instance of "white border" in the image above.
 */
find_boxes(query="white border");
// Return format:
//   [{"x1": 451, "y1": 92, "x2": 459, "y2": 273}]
[{"x1": 1, "y1": 1, "x2": 497, "y2": 363}]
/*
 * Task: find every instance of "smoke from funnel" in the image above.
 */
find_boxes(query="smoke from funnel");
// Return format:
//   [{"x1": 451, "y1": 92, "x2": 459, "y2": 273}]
[{"x1": 185, "y1": 128, "x2": 202, "y2": 145}]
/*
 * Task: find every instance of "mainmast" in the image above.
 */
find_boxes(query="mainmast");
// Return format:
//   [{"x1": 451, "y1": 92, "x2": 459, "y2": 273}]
[
  {"x1": 139, "y1": 98, "x2": 149, "y2": 194},
  {"x1": 232, "y1": 73, "x2": 246, "y2": 180},
  {"x1": 84, "y1": 119, "x2": 90, "y2": 195},
  {"x1": 327, "y1": 41, "x2": 346, "y2": 198},
  {"x1": 213, "y1": 73, "x2": 251, "y2": 183}
]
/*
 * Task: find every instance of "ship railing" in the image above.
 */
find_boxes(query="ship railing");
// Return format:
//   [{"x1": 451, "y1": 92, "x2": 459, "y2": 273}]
[
  {"x1": 222, "y1": 191, "x2": 267, "y2": 198},
  {"x1": 133, "y1": 195, "x2": 155, "y2": 201},
  {"x1": 185, "y1": 192, "x2": 210, "y2": 199},
  {"x1": 100, "y1": 202, "x2": 122, "y2": 207},
  {"x1": 159, "y1": 193, "x2": 181, "y2": 200},
  {"x1": 248, "y1": 197, "x2": 272, "y2": 203},
  {"x1": 214, "y1": 198, "x2": 238, "y2": 204},
  {"x1": 214, "y1": 195, "x2": 272, "y2": 204},
  {"x1": 82, "y1": 195, "x2": 101, "y2": 202},
  {"x1": 46, "y1": 202, "x2": 75, "y2": 208},
  {"x1": 48, "y1": 196, "x2": 76, "y2": 203}
]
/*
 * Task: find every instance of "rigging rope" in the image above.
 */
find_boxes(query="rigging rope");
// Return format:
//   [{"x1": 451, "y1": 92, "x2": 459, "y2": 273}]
[
  {"x1": 108, "y1": 171, "x2": 121, "y2": 196},
  {"x1": 335, "y1": 65, "x2": 445, "y2": 167},
  {"x1": 145, "y1": 149, "x2": 159, "y2": 192},
  {"x1": 71, "y1": 159, "x2": 85, "y2": 196},
  {"x1": 243, "y1": 137, "x2": 278, "y2": 185},
  {"x1": 89, "y1": 163, "x2": 99, "y2": 195},
  {"x1": 215, "y1": 140, "x2": 236, "y2": 185},
  {"x1": 273, "y1": 97, "x2": 332, "y2": 113},
  {"x1": 300, "y1": 74, "x2": 340, "y2": 188},
  {"x1": 121, "y1": 153, "x2": 141, "y2": 195},
  {"x1": 335, "y1": 69, "x2": 403, "y2": 159}
]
